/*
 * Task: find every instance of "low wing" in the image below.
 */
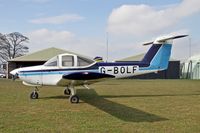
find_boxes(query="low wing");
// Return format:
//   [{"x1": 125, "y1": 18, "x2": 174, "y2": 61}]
[
  {"x1": 63, "y1": 71, "x2": 115, "y2": 80},
  {"x1": 57, "y1": 72, "x2": 115, "y2": 86}
]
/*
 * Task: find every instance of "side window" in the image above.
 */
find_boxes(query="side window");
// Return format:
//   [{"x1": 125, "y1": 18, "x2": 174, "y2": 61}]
[
  {"x1": 62, "y1": 55, "x2": 74, "y2": 67},
  {"x1": 77, "y1": 56, "x2": 94, "y2": 66},
  {"x1": 44, "y1": 56, "x2": 58, "y2": 67}
]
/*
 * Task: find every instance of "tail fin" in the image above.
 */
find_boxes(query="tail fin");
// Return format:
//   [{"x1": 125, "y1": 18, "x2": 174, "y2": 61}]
[{"x1": 141, "y1": 35, "x2": 188, "y2": 70}]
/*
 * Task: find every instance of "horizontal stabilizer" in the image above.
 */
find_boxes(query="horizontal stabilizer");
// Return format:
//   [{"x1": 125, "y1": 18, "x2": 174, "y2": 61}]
[{"x1": 143, "y1": 34, "x2": 188, "y2": 46}]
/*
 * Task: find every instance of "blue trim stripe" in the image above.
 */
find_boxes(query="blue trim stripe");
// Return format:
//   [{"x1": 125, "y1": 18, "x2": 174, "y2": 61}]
[
  {"x1": 97, "y1": 62, "x2": 149, "y2": 67},
  {"x1": 19, "y1": 69, "x2": 99, "y2": 76},
  {"x1": 19, "y1": 65, "x2": 99, "y2": 73}
]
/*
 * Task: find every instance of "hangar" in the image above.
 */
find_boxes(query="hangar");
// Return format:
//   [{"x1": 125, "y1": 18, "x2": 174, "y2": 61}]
[
  {"x1": 6, "y1": 47, "x2": 77, "y2": 78},
  {"x1": 116, "y1": 53, "x2": 180, "y2": 79}
]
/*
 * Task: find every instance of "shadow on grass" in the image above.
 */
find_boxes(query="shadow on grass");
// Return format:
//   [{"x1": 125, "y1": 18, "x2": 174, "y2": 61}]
[
  {"x1": 38, "y1": 85, "x2": 200, "y2": 122},
  {"x1": 79, "y1": 89, "x2": 168, "y2": 122},
  {"x1": 41, "y1": 89, "x2": 169, "y2": 122}
]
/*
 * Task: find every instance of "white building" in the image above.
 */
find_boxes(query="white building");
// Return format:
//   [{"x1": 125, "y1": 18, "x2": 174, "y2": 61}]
[{"x1": 181, "y1": 54, "x2": 200, "y2": 79}]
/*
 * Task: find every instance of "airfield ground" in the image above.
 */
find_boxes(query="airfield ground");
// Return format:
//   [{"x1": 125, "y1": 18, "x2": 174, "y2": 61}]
[{"x1": 0, "y1": 79, "x2": 200, "y2": 133}]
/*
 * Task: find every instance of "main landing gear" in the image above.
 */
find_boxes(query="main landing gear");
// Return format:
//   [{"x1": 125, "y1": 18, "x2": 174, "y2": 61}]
[
  {"x1": 30, "y1": 87, "x2": 39, "y2": 99},
  {"x1": 64, "y1": 86, "x2": 79, "y2": 104}
]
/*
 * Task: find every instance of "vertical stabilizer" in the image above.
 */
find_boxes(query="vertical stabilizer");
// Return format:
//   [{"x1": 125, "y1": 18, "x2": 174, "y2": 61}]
[{"x1": 141, "y1": 34, "x2": 188, "y2": 70}]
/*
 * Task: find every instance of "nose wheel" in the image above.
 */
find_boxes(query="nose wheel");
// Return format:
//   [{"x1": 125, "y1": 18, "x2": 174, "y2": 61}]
[
  {"x1": 30, "y1": 87, "x2": 39, "y2": 99},
  {"x1": 30, "y1": 91, "x2": 39, "y2": 99},
  {"x1": 64, "y1": 87, "x2": 71, "y2": 95}
]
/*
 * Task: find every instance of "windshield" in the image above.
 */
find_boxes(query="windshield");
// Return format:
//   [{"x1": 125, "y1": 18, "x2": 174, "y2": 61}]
[
  {"x1": 44, "y1": 56, "x2": 58, "y2": 66},
  {"x1": 77, "y1": 56, "x2": 94, "y2": 66}
]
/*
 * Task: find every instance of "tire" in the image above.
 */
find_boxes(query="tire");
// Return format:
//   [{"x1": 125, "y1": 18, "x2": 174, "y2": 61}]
[
  {"x1": 64, "y1": 89, "x2": 71, "y2": 95},
  {"x1": 30, "y1": 92, "x2": 39, "y2": 99},
  {"x1": 69, "y1": 95, "x2": 79, "y2": 103}
]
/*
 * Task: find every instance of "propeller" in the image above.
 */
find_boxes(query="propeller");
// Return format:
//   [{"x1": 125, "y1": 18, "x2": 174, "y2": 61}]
[{"x1": 12, "y1": 73, "x2": 18, "y2": 81}]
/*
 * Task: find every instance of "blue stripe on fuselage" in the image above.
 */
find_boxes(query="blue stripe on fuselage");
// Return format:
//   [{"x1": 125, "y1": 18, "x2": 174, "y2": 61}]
[
  {"x1": 97, "y1": 62, "x2": 149, "y2": 67},
  {"x1": 19, "y1": 69, "x2": 99, "y2": 76}
]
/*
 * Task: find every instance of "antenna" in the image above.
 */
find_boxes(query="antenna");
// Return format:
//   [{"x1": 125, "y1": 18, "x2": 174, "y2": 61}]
[
  {"x1": 189, "y1": 37, "x2": 191, "y2": 58},
  {"x1": 106, "y1": 32, "x2": 109, "y2": 62}
]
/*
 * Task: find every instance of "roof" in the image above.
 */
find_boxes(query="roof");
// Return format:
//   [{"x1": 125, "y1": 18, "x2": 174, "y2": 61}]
[
  {"x1": 9, "y1": 47, "x2": 88, "y2": 62},
  {"x1": 116, "y1": 53, "x2": 178, "y2": 62},
  {"x1": 116, "y1": 53, "x2": 145, "y2": 62},
  {"x1": 188, "y1": 54, "x2": 200, "y2": 61}
]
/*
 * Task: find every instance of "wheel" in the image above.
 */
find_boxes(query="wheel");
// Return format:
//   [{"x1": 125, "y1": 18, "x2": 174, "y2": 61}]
[
  {"x1": 30, "y1": 91, "x2": 39, "y2": 99},
  {"x1": 69, "y1": 95, "x2": 79, "y2": 103},
  {"x1": 64, "y1": 89, "x2": 71, "y2": 95}
]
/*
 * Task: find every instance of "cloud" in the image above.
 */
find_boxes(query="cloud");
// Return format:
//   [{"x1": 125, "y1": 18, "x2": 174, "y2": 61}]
[
  {"x1": 30, "y1": 14, "x2": 84, "y2": 24},
  {"x1": 107, "y1": 0, "x2": 200, "y2": 36},
  {"x1": 26, "y1": 29, "x2": 106, "y2": 59},
  {"x1": 26, "y1": 29, "x2": 75, "y2": 49}
]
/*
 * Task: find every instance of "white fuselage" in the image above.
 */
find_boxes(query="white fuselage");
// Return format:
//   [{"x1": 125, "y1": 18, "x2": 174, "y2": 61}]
[{"x1": 13, "y1": 63, "x2": 159, "y2": 87}]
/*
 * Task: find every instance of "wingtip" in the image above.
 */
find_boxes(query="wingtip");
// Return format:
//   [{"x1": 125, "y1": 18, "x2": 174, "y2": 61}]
[{"x1": 174, "y1": 34, "x2": 188, "y2": 39}]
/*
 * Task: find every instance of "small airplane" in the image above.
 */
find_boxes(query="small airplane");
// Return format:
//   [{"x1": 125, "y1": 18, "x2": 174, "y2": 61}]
[{"x1": 10, "y1": 34, "x2": 188, "y2": 103}]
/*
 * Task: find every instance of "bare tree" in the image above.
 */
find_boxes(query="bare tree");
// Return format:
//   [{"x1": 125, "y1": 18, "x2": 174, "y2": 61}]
[{"x1": 0, "y1": 32, "x2": 29, "y2": 62}]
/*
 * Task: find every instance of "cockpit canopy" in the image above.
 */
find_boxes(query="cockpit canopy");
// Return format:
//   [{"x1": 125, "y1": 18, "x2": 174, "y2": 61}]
[{"x1": 44, "y1": 54, "x2": 95, "y2": 67}]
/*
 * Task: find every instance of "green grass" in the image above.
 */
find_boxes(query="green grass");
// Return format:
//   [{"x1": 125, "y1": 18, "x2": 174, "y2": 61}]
[{"x1": 0, "y1": 79, "x2": 200, "y2": 133}]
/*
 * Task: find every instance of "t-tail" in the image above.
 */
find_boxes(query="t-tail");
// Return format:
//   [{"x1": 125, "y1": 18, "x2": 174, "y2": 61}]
[{"x1": 140, "y1": 35, "x2": 188, "y2": 71}]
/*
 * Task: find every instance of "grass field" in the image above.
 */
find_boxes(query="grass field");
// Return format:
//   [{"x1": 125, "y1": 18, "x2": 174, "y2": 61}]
[{"x1": 0, "y1": 79, "x2": 200, "y2": 133}]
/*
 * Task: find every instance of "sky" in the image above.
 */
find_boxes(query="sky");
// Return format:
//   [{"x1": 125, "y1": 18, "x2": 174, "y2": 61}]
[{"x1": 0, "y1": 0, "x2": 200, "y2": 61}]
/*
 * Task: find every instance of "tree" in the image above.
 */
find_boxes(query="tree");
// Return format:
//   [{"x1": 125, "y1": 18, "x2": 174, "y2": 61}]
[{"x1": 0, "y1": 32, "x2": 29, "y2": 62}]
